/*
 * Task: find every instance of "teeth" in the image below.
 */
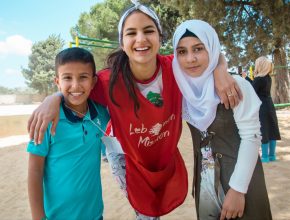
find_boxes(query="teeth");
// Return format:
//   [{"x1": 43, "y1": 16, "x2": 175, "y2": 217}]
[
  {"x1": 70, "y1": 92, "x2": 82, "y2": 96},
  {"x1": 135, "y1": 47, "x2": 149, "y2": 51}
]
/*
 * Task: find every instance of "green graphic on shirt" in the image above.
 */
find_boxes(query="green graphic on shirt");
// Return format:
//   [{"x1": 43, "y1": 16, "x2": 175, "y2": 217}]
[{"x1": 147, "y1": 91, "x2": 163, "y2": 107}]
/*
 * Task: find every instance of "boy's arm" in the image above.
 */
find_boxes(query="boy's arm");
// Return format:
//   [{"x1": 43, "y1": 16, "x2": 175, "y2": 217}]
[
  {"x1": 213, "y1": 54, "x2": 243, "y2": 109},
  {"x1": 28, "y1": 93, "x2": 62, "y2": 145},
  {"x1": 28, "y1": 154, "x2": 46, "y2": 220}
]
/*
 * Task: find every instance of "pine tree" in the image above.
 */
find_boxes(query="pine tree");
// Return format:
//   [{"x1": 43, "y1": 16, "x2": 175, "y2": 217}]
[
  {"x1": 22, "y1": 35, "x2": 64, "y2": 95},
  {"x1": 160, "y1": 0, "x2": 290, "y2": 103}
]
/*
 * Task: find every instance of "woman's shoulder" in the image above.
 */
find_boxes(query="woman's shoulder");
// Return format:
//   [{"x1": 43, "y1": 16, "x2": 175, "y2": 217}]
[
  {"x1": 232, "y1": 75, "x2": 261, "y2": 110},
  {"x1": 97, "y1": 68, "x2": 111, "y2": 82},
  {"x1": 254, "y1": 75, "x2": 268, "y2": 82},
  {"x1": 232, "y1": 74, "x2": 252, "y2": 89},
  {"x1": 233, "y1": 75, "x2": 260, "y2": 101},
  {"x1": 158, "y1": 54, "x2": 174, "y2": 63},
  {"x1": 158, "y1": 54, "x2": 174, "y2": 77}
]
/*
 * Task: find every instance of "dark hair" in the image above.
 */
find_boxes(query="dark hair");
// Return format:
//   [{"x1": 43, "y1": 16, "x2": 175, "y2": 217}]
[
  {"x1": 107, "y1": 49, "x2": 139, "y2": 114},
  {"x1": 180, "y1": 29, "x2": 198, "y2": 39},
  {"x1": 55, "y1": 47, "x2": 96, "y2": 76},
  {"x1": 108, "y1": 10, "x2": 162, "y2": 116}
]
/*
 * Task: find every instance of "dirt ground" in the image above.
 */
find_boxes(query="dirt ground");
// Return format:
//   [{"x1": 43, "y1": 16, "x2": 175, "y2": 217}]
[{"x1": 0, "y1": 110, "x2": 289, "y2": 220}]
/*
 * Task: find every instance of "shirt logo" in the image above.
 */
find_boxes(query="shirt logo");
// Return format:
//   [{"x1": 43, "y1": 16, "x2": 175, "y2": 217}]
[
  {"x1": 149, "y1": 123, "x2": 162, "y2": 136},
  {"x1": 129, "y1": 114, "x2": 176, "y2": 148}
]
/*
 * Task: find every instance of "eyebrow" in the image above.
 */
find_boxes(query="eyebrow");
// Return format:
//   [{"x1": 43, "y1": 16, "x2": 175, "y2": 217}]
[
  {"x1": 176, "y1": 43, "x2": 204, "y2": 50},
  {"x1": 59, "y1": 72, "x2": 72, "y2": 76},
  {"x1": 193, "y1": 43, "x2": 204, "y2": 47},
  {"x1": 59, "y1": 72, "x2": 91, "y2": 76},
  {"x1": 176, "y1": 46, "x2": 186, "y2": 50},
  {"x1": 124, "y1": 25, "x2": 156, "y2": 32}
]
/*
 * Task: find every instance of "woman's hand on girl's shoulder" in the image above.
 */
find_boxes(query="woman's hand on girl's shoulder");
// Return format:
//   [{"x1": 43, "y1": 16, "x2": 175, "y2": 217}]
[{"x1": 214, "y1": 72, "x2": 243, "y2": 109}]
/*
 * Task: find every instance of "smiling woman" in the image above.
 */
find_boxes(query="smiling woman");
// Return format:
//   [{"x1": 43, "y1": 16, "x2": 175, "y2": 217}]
[
  {"x1": 121, "y1": 12, "x2": 161, "y2": 80},
  {"x1": 94, "y1": 5, "x2": 188, "y2": 219}
]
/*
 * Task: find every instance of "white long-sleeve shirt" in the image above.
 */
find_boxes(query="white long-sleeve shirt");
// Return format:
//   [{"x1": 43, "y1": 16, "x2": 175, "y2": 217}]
[{"x1": 229, "y1": 75, "x2": 262, "y2": 193}]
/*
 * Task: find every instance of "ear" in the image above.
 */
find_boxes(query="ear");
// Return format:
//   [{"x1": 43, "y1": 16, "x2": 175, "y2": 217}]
[
  {"x1": 92, "y1": 75, "x2": 97, "y2": 88},
  {"x1": 54, "y1": 77, "x2": 61, "y2": 91}
]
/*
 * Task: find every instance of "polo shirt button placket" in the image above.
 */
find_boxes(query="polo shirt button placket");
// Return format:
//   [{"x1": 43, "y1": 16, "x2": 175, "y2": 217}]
[{"x1": 82, "y1": 123, "x2": 88, "y2": 143}]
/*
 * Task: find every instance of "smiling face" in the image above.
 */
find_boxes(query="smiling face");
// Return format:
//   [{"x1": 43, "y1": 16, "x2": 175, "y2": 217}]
[
  {"x1": 176, "y1": 36, "x2": 209, "y2": 77},
  {"x1": 121, "y1": 11, "x2": 161, "y2": 68},
  {"x1": 55, "y1": 61, "x2": 96, "y2": 113}
]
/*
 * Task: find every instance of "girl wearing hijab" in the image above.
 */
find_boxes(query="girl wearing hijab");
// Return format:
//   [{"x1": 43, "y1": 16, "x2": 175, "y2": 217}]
[
  {"x1": 172, "y1": 20, "x2": 272, "y2": 220},
  {"x1": 26, "y1": 1, "x2": 243, "y2": 219},
  {"x1": 252, "y1": 57, "x2": 281, "y2": 163}
]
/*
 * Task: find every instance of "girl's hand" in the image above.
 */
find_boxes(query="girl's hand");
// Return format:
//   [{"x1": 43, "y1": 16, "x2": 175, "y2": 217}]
[
  {"x1": 220, "y1": 188, "x2": 245, "y2": 220},
  {"x1": 213, "y1": 54, "x2": 243, "y2": 109},
  {"x1": 28, "y1": 94, "x2": 61, "y2": 144}
]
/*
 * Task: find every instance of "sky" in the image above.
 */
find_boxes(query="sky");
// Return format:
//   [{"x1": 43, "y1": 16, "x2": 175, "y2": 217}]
[{"x1": 0, "y1": 0, "x2": 103, "y2": 88}]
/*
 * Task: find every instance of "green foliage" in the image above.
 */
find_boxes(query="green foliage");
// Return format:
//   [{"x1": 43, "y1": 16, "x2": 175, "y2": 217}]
[
  {"x1": 70, "y1": 0, "x2": 182, "y2": 68},
  {"x1": 143, "y1": 0, "x2": 183, "y2": 42},
  {"x1": 160, "y1": 0, "x2": 289, "y2": 102},
  {"x1": 71, "y1": 0, "x2": 131, "y2": 41},
  {"x1": 22, "y1": 35, "x2": 64, "y2": 95},
  {"x1": 160, "y1": 0, "x2": 290, "y2": 68},
  {"x1": 71, "y1": 0, "x2": 129, "y2": 40},
  {"x1": 70, "y1": 0, "x2": 131, "y2": 69}
]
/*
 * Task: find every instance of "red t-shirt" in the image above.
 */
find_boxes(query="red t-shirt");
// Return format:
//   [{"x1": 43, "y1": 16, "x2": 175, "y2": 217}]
[{"x1": 90, "y1": 55, "x2": 188, "y2": 216}]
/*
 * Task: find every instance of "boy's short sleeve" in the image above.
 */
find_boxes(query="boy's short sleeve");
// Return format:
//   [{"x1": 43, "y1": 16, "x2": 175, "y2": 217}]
[{"x1": 27, "y1": 123, "x2": 52, "y2": 157}]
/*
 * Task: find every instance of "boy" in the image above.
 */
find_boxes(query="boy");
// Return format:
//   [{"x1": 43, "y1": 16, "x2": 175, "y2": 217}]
[{"x1": 27, "y1": 47, "x2": 109, "y2": 220}]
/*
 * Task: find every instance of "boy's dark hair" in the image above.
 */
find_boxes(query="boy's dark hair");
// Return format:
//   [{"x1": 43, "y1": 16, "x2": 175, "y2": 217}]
[{"x1": 55, "y1": 47, "x2": 96, "y2": 76}]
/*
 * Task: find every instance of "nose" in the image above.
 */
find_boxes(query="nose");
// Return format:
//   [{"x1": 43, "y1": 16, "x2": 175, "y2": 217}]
[
  {"x1": 71, "y1": 79, "x2": 80, "y2": 89},
  {"x1": 186, "y1": 53, "x2": 197, "y2": 63},
  {"x1": 136, "y1": 32, "x2": 146, "y2": 43}
]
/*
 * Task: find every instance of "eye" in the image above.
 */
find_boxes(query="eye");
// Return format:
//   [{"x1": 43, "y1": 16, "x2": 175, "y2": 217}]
[
  {"x1": 62, "y1": 76, "x2": 71, "y2": 80},
  {"x1": 177, "y1": 49, "x2": 186, "y2": 55},
  {"x1": 125, "y1": 31, "x2": 136, "y2": 36},
  {"x1": 193, "y1": 46, "x2": 205, "y2": 53},
  {"x1": 78, "y1": 74, "x2": 91, "y2": 81},
  {"x1": 80, "y1": 75, "x2": 89, "y2": 79},
  {"x1": 144, "y1": 29, "x2": 155, "y2": 34}
]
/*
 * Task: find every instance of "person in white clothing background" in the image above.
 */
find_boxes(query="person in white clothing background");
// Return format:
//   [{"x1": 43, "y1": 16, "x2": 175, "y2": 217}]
[{"x1": 172, "y1": 19, "x2": 272, "y2": 220}]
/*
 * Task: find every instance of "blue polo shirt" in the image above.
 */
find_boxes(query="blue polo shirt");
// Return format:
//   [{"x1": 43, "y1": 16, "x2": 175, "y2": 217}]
[{"x1": 27, "y1": 99, "x2": 109, "y2": 220}]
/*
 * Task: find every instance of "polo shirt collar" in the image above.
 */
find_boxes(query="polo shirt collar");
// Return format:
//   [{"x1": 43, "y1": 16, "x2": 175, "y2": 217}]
[{"x1": 60, "y1": 98, "x2": 98, "y2": 123}]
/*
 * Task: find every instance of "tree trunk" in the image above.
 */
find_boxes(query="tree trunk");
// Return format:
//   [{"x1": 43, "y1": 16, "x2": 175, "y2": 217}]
[{"x1": 272, "y1": 44, "x2": 290, "y2": 104}]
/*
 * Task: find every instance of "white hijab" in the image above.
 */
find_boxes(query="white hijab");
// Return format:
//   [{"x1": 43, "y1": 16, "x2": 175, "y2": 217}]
[{"x1": 172, "y1": 20, "x2": 221, "y2": 131}]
